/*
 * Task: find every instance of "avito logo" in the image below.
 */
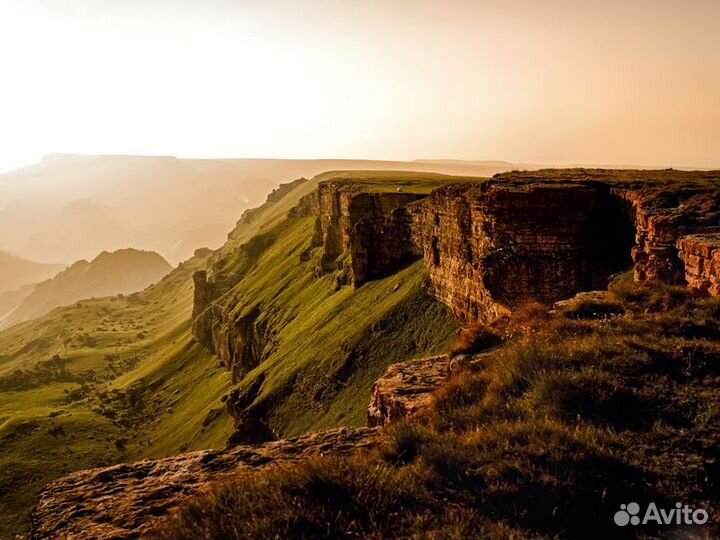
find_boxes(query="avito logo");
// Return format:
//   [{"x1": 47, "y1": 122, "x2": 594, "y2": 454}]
[{"x1": 614, "y1": 502, "x2": 709, "y2": 527}]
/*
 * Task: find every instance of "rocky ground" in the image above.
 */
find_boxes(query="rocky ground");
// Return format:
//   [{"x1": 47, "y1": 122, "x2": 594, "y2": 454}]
[{"x1": 31, "y1": 428, "x2": 380, "y2": 539}]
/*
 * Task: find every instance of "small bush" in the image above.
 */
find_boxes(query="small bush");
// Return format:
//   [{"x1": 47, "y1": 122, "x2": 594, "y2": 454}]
[
  {"x1": 380, "y1": 422, "x2": 432, "y2": 465},
  {"x1": 449, "y1": 323, "x2": 501, "y2": 357}
]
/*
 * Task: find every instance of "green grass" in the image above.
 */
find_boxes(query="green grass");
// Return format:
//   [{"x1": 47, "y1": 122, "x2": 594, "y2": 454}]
[
  {"x1": 0, "y1": 169, "x2": 479, "y2": 537},
  {"x1": 152, "y1": 277, "x2": 720, "y2": 540},
  {"x1": 210, "y1": 212, "x2": 458, "y2": 437},
  {"x1": 0, "y1": 254, "x2": 235, "y2": 537}
]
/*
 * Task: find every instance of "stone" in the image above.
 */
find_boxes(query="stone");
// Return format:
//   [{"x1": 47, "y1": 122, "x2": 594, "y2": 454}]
[
  {"x1": 30, "y1": 428, "x2": 380, "y2": 540},
  {"x1": 677, "y1": 233, "x2": 720, "y2": 295},
  {"x1": 368, "y1": 355, "x2": 450, "y2": 425}
]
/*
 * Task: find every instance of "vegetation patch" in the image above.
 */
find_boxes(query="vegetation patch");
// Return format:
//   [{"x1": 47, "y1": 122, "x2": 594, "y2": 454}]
[{"x1": 153, "y1": 276, "x2": 720, "y2": 539}]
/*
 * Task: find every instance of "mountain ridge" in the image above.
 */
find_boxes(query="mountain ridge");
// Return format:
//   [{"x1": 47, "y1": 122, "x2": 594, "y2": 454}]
[{"x1": 1, "y1": 248, "x2": 172, "y2": 330}]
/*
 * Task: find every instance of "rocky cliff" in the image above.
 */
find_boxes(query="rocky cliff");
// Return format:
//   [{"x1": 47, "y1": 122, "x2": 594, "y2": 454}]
[
  {"x1": 287, "y1": 170, "x2": 720, "y2": 323},
  {"x1": 28, "y1": 168, "x2": 720, "y2": 539},
  {"x1": 191, "y1": 168, "x2": 720, "y2": 431},
  {"x1": 294, "y1": 181, "x2": 425, "y2": 284},
  {"x1": 677, "y1": 233, "x2": 720, "y2": 295}
]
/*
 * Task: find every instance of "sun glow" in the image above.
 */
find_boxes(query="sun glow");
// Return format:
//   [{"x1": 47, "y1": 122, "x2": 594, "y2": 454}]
[{"x1": 0, "y1": 0, "x2": 718, "y2": 172}]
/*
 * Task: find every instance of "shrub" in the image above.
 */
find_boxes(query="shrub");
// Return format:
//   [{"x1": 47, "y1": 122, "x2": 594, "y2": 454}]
[
  {"x1": 380, "y1": 422, "x2": 432, "y2": 465},
  {"x1": 449, "y1": 323, "x2": 501, "y2": 357}
]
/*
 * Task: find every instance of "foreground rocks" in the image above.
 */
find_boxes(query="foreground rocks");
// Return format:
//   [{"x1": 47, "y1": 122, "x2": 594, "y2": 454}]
[
  {"x1": 368, "y1": 355, "x2": 451, "y2": 426},
  {"x1": 368, "y1": 353, "x2": 490, "y2": 426},
  {"x1": 30, "y1": 428, "x2": 380, "y2": 540}
]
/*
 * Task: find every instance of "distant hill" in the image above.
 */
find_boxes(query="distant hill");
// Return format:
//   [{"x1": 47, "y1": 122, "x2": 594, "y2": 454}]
[
  {"x1": 0, "y1": 284, "x2": 34, "y2": 322},
  {"x1": 0, "y1": 154, "x2": 528, "y2": 265},
  {"x1": 0, "y1": 251, "x2": 64, "y2": 294},
  {"x1": 1, "y1": 248, "x2": 172, "y2": 328}
]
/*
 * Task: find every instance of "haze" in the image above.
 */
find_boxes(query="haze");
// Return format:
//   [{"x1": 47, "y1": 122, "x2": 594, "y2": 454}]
[{"x1": 0, "y1": 0, "x2": 718, "y2": 172}]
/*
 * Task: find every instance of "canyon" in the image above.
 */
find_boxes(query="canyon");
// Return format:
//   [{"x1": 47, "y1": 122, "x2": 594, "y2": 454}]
[{"x1": 27, "y1": 168, "x2": 720, "y2": 539}]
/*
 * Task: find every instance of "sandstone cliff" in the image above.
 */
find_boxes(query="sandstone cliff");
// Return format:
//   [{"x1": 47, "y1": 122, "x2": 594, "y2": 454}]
[
  {"x1": 190, "y1": 168, "x2": 720, "y2": 438},
  {"x1": 409, "y1": 170, "x2": 720, "y2": 320},
  {"x1": 28, "y1": 168, "x2": 720, "y2": 539}
]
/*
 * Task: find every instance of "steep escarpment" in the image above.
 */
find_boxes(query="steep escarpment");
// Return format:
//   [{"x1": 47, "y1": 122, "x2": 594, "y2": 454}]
[
  {"x1": 409, "y1": 169, "x2": 720, "y2": 321},
  {"x1": 192, "y1": 168, "x2": 720, "y2": 441},
  {"x1": 296, "y1": 182, "x2": 424, "y2": 284},
  {"x1": 408, "y1": 181, "x2": 636, "y2": 320},
  {"x1": 190, "y1": 172, "x2": 466, "y2": 442}
]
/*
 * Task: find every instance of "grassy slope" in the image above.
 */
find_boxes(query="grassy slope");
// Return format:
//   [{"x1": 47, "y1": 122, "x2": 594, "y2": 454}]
[
  {"x1": 154, "y1": 277, "x2": 720, "y2": 540},
  {"x1": 209, "y1": 171, "x2": 484, "y2": 435},
  {"x1": 0, "y1": 254, "x2": 234, "y2": 536},
  {"x1": 225, "y1": 217, "x2": 457, "y2": 435},
  {"x1": 0, "y1": 169, "x2": 481, "y2": 537}
]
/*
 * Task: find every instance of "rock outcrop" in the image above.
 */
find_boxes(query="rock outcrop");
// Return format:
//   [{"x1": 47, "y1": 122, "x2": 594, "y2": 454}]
[
  {"x1": 297, "y1": 181, "x2": 425, "y2": 284},
  {"x1": 368, "y1": 355, "x2": 451, "y2": 426},
  {"x1": 368, "y1": 352, "x2": 494, "y2": 426},
  {"x1": 195, "y1": 304, "x2": 268, "y2": 383},
  {"x1": 31, "y1": 428, "x2": 380, "y2": 540},
  {"x1": 677, "y1": 233, "x2": 720, "y2": 295}
]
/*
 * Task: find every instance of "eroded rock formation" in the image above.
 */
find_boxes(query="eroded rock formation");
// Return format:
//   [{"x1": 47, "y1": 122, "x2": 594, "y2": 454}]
[
  {"x1": 297, "y1": 182, "x2": 425, "y2": 283},
  {"x1": 678, "y1": 233, "x2": 720, "y2": 295},
  {"x1": 368, "y1": 352, "x2": 491, "y2": 426},
  {"x1": 409, "y1": 182, "x2": 634, "y2": 320},
  {"x1": 368, "y1": 354, "x2": 451, "y2": 426}
]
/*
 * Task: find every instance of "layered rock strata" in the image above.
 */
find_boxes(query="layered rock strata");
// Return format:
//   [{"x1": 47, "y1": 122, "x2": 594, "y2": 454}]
[
  {"x1": 409, "y1": 182, "x2": 638, "y2": 320},
  {"x1": 297, "y1": 182, "x2": 425, "y2": 283},
  {"x1": 677, "y1": 233, "x2": 720, "y2": 295},
  {"x1": 367, "y1": 355, "x2": 451, "y2": 426}
]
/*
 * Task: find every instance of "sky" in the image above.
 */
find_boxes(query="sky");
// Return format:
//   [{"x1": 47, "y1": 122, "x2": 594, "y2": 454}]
[{"x1": 0, "y1": 0, "x2": 718, "y2": 172}]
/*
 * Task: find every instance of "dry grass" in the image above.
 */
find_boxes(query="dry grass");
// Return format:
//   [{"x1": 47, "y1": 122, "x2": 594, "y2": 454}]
[
  {"x1": 151, "y1": 276, "x2": 720, "y2": 539},
  {"x1": 448, "y1": 321, "x2": 502, "y2": 357}
]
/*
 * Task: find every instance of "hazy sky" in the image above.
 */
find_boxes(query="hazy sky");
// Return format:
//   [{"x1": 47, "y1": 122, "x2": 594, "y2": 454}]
[{"x1": 0, "y1": 0, "x2": 718, "y2": 171}]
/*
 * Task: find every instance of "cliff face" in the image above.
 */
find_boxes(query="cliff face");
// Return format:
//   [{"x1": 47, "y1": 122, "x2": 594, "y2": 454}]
[
  {"x1": 297, "y1": 182, "x2": 424, "y2": 284},
  {"x1": 192, "y1": 169, "x2": 720, "y2": 388},
  {"x1": 406, "y1": 171, "x2": 720, "y2": 321},
  {"x1": 408, "y1": 182, "x2": 637, "y2": 320},
  {"x1": 193, "y1": 303, "x2": 267, "y2": 384},
  {"x1": 677, "y1": 233, "x2": 720, "y2": 295},
  {"x1": 192, "y1": 269, "x2": 266, "y2": 385}
]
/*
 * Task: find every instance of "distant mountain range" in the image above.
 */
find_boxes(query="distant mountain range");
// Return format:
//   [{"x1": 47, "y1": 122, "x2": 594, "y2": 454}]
[
  {"x1": 0, "y1": 251, "x2": 64, "y2": 294},
  {"x1": 0, "y1": 248, "x2": 172, "y2": 329},
  {"x1": 0, "y1": 154, "x2": 528, "y2": 266}
]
